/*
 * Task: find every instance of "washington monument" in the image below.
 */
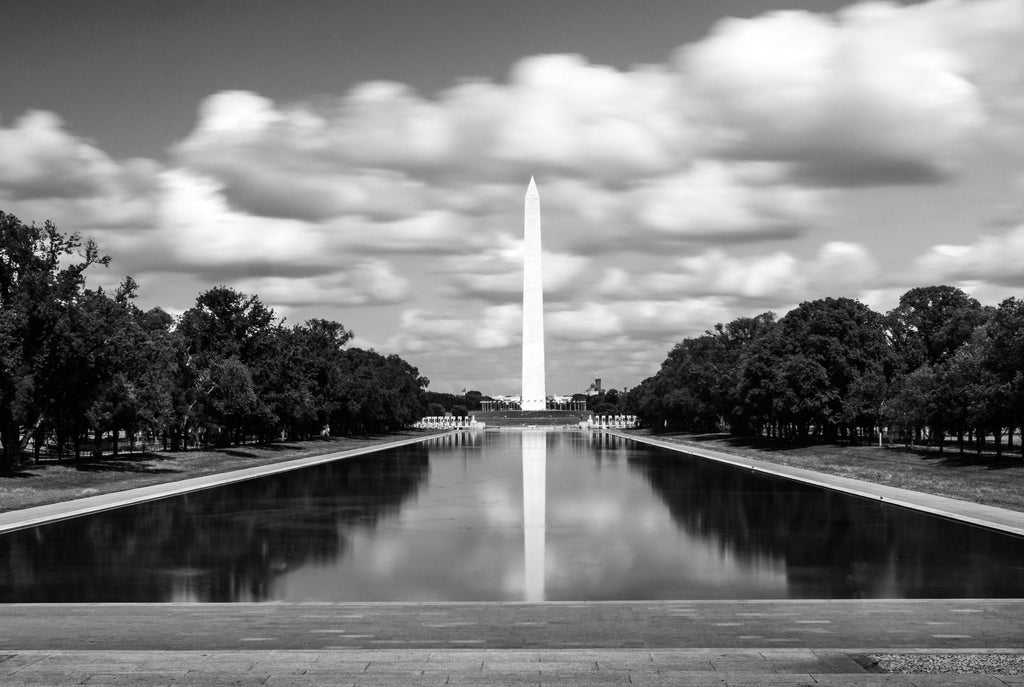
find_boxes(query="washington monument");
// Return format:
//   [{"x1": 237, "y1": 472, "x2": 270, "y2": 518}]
[{"x1": 521, "y1": 177, "x2": 546, "y2": 411}]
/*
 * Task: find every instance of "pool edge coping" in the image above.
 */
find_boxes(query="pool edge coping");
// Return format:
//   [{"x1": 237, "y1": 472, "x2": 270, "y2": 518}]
[
  {"x1": 609, "y1": 430, "x2": 1024, "y2": 538},
  {"x1": 0, "y1": 431, "x2": 458, "y2": 535}
]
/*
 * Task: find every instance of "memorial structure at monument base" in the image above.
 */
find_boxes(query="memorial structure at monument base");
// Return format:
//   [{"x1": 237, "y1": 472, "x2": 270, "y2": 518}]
[{"x1": 474, "y1": 409, "x2": 591, "y2": 428}]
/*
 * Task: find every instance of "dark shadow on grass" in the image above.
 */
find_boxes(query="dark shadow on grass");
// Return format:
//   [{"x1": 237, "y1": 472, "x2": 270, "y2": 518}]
[
  {"x1": 213, "y1": 442, "x2": 312, "y2": 454},
  {"x1": 0, "y1": 468, "x2": 40, "y2": 479},
  {"x1": 72, "y1": 453, "x2": 183, "y2": 475},
  {"x1": 659, "y1": 431, "x2": 822, "y2": 453},
  {"x1": 73, "y1": 463, "x2": 182, "y2": 475},
  {"x1": 219, "y1": 449, "x2": 258, "y2": 458},
  {"x1": 906, "y1": 449, "x2": 1024, "y2": 471}
]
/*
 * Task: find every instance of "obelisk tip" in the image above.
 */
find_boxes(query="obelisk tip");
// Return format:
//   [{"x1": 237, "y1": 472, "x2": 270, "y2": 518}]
[{"x1": 526, "y1": 176, "x2": 538, "y2": 197}]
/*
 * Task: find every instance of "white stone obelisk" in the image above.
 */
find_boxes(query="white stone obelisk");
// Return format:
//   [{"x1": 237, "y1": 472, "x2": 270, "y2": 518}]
[
  {"x1": 521, "y1": 177, "x2": 546, "y2": 411},
  {"x1": 522, "y1": 429, "x2": 546, "y2": 601}
]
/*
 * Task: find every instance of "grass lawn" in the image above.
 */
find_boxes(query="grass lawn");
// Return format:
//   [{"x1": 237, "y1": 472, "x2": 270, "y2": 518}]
[
  {"x1": 0, "y1": 430, "x2": 444, "y2": 513},
  {"x1": 625, "y1": 429, "x2": 1024, "y2": 513}
]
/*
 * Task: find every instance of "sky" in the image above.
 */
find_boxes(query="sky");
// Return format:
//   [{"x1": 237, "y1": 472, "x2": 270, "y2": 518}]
[{"x1": 2, "y1": 0, "x2": 1024, "y2": 396}]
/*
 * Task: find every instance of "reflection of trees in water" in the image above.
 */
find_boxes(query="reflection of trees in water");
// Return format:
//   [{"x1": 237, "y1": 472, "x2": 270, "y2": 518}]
[
  {"x1": 628, "y1": 444, "x2": 1024, "y2": 598},
  {"x1": 0, "y1": 446, "x2": 429, "y2": 602}
]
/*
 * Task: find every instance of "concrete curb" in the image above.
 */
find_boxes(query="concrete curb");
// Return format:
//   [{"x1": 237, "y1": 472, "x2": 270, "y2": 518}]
[
  {"x1": 0, "y1": 431, "x2": 456, "y2": 535},
  {"x1": 610, "y1": 431, "x2": 1024, "y2": 538}
]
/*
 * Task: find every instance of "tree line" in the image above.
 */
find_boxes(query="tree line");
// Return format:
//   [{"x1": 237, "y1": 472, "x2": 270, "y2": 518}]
[
  {"x1": 1, "y1": 212, "x2": 429, "y2": 470},
  {"x1": 628, "y1": 286, "x2": 1024, "y2": 457}
]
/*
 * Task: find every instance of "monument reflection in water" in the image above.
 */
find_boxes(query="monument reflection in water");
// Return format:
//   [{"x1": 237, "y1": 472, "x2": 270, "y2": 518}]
[
  {"x1": 522, "y1": 429, "x2": 546, "y2": 601},
  {"x1": 1, "y1": 431, "x2": 1024, "y2": 602}
]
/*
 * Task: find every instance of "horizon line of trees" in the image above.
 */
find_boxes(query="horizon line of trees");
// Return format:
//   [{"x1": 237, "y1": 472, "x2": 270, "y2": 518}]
[
  {"x1": 627, "y1": 286, "x2": 1024, "y2": 457},
  {"x1": 1, "y1": 211, "x2": 430, "y2": 471}
]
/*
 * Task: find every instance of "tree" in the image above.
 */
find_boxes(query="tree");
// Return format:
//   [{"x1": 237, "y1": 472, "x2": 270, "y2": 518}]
[
  {"x1": 771, "y1": 354, "x2": 835, "y2": 439},
  {"x1": 128, "y1": 307, "x2": 180, "y2": 450},
  {"x1": 1, "y1": 211, "x2": 434, "y2": 463},
  {"x1": 982, "y1": 298, "x2": 1024, "y2": 457},
  {"x1": 206, "y1": 357, "x2": 261, "y2": 446},
  {"x1": 177, "y1": 287, "x2": 277, "y2": 446},
  {"x1": 332, "y1": 349, "x2": 428, "y2": 434},
  {"x1": 178, "y1": 286, "x2": 276, "y2": 364},
  {"x1": 292, "y1": 319, "x2": 354, "y2": 437},
  {"x1": 735, "y1": 324, "x2": 782, "y2": 436},
  {"x1": 0, "y1": 212, "x2": 109, "y2": 469},
  {"x1": 774, "y1": 298, "x2": 892, "y2": 440},
  {"x1": 464, "y1": 390, "x2": 485, "y2": 411},
  {"x1": 886, "y1": 285, "x2": 988, "y2": 373},
  {"x1": 883, "y1": 365, "x2": 937, "y2": 446},
  {"x1": 73, "y1": 284, "x2": 150, "y2": 457},
  {"x1": 634, "y1": 312, "x2": 777, "y2": 432}
]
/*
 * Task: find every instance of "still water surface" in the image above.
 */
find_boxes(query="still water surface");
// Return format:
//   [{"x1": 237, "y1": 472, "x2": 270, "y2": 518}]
[{"x1": 2, "y1": 430, "x2": 1023, "y2": 602}]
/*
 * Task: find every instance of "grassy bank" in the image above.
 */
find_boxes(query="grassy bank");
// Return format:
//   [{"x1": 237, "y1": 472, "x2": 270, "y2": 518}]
[
  {"x1": 625, "y1": 430, "x2": 1024, "y2": 513},
  {"x1": 0, "y1": 431, "x2": 444, "y2": 513}
]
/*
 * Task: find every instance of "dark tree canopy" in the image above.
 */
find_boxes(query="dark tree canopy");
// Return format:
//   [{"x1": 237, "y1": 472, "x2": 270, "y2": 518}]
[
  {"x1": 886, "y1": 285, "x2": 988, "y2": 371},
  {"x1": 629, "y1": 290, "x2": 1024, "y2": 455},
  {"x1": 0, "y1": 213, "x2": 429, "y2": 471}
]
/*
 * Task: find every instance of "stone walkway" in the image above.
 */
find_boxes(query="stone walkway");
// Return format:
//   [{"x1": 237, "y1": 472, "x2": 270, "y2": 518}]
[
  {"x1": 1, "y1": 601, "x2": 1023, "y2": 685},
  {"x1": 2, "y1": 648, "x2": 1023, "y2": 685},
  {"x1": 3, "y1": 600, "x2": 1023, "y2": 650}
]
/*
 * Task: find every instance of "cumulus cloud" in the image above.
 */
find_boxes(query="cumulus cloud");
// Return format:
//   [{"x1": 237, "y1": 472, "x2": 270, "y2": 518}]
[
  {"x1": 679, "y1": 0, "x2": 1022, "y2": 185},
  {"x1": 177, "y1": 91, "x2": 439, "y2": 222},
  {"x1": 548, "y1": 297, "x2": 749, "y2": 342},
  {"x1": 168, "y1": 0, "x2": 1023, "y2": 236},
  {"x1": 0, "y1": 110, "x2": 161, "y2": 228},
  {"x1": 809, "y1": 241, "x2": 880, "y2": 293},
  {"x1": 386, "y1": 304, "x2": 522, "y2": 354},
  {"x1": 624, "y1": 161, "x2": 824, "y2": 241},
  {"x1": 912, "y1": 223, "x2": 1024, "y2": 287},
  {"x1": 0, "y1": 110, "x2": 121, "y2": 199},
  {"x1": 441, "y1": 234, "x2": 592, "y2": 302},
  {"x1": 389, "y1": 295, "x2": 745, "y2": 355},
  {"x1": 177, "y1": 57, "x2": 687, "y2": 189},
  {"x1": 547, "y1": 303, "x2": 624, "y2": 341},
  {"x1": 157, "y1": 0, "x2": 1024, "y2": 270},
  {"x1": 328, "y1": 210, "x2": 494, "y2": 255},
  {"x1": 598, "y1": 242, "x2": 879, "y2": 304},
  {"x1": 234, "y1": 259, "x2": 410, "y2": 308},
  {"x1": 485, "y1": 55, "x2": 687, "y2": 179},
  {"x1": 155, "y1": 169, "x2": 332, "y2": 272}
]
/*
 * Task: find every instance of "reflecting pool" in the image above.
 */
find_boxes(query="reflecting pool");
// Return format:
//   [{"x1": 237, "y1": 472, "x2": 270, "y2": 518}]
[{"x1": 2, "y1": 430, "x2": 1023, "y2": 602}]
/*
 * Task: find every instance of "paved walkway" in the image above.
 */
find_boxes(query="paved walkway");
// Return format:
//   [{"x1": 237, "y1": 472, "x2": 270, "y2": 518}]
[
  {"x1": 611, "y1": 432, "x2": 1024, "y2": 537},
  {"x1": 3, "y1": 600, "x2": 1023, "y2": 650},
  {"x1": 6, "y1": 648, "x2": 1023, "y2": 686},
  {"x1": 1, "y1": 601, "x2": 1023, "y2": 684}
]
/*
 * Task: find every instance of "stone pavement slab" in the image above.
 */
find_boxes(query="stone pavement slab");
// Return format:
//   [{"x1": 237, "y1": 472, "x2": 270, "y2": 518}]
[
  {"x1": 3, "y1": 599, "x2": 1021, "y2": 683},
  {"x1": 3, "y1": 649, "x2": 1024, "y2": 686},
  {"x1": 2, "y1": 600, "x2": 1023, "y2": 650}
]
